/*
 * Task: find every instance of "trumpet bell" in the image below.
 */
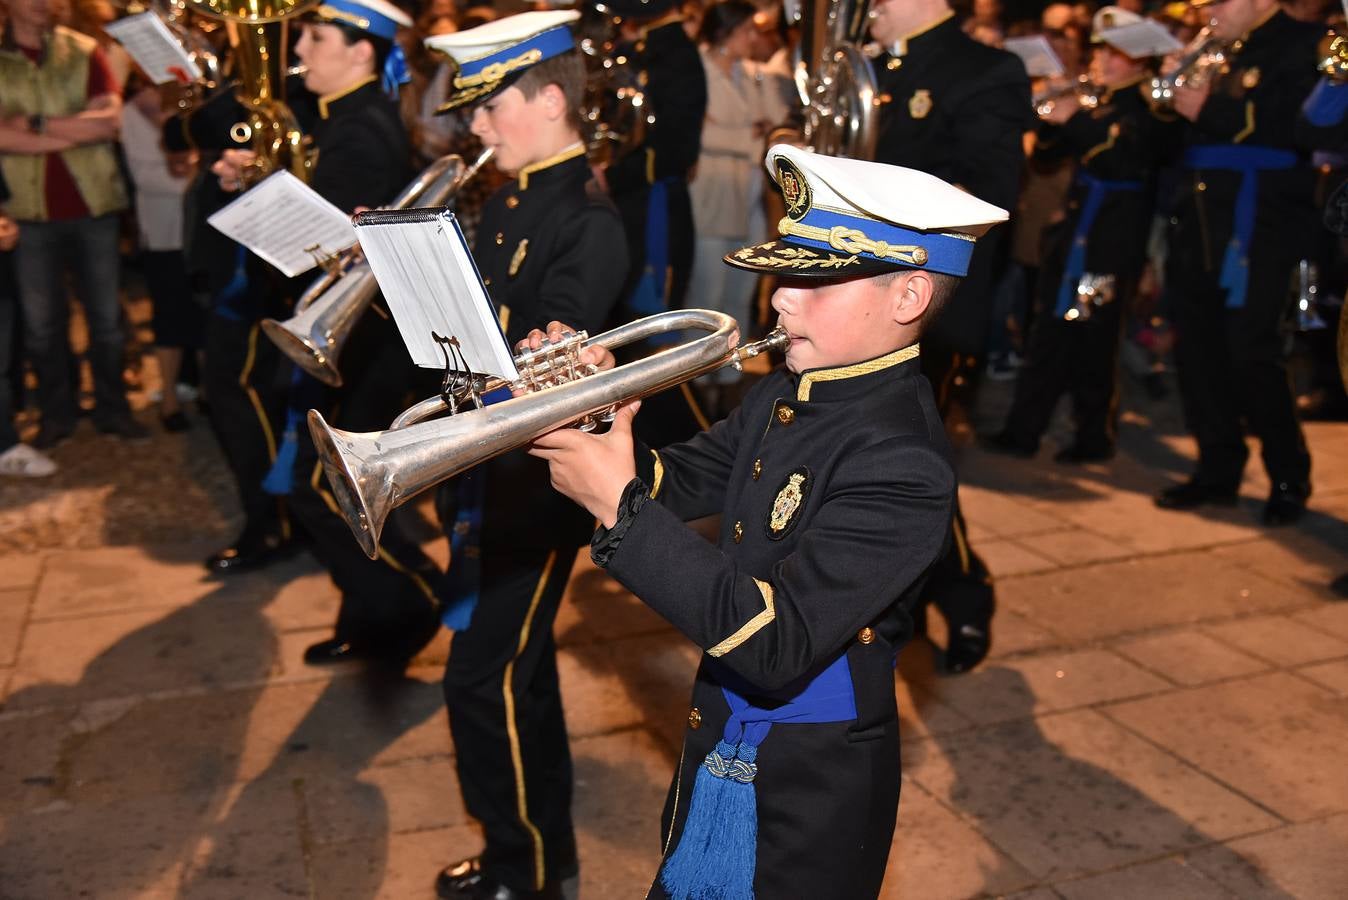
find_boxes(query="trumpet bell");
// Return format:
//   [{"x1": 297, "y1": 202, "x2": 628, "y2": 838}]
[
  {"x1": 260, "y1": 316, "x2": 343, "y2": 386},
  {"x1": 308, "y1": 410, "x2": 388, "y2": 558}
]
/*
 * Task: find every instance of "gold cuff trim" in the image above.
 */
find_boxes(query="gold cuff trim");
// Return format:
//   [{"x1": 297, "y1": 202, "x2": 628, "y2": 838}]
[
  {"x1": 797, "y1": 343, "x2": 920, "y2": 401},
  {"x1": 454, "y1": 48, "x2": 543, "y2": 90},
  {"x1": 518, "y1": 141, "x2": 585, "y2": 190},
  {"x1": 707, "y1": 579, "x2": 776, "y2": 658},
  {"x1": 778, "y1": 217, "x2": 933, "y2": 266},
  {"x1": 650, "y1": 449, "x2": 665, "y2": 499}
]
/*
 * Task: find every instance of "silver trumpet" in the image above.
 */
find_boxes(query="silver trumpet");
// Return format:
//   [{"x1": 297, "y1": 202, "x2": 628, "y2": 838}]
[
  {"x1": 1147, "y1": 23, "x2": 1229, "y2": 110},
  {"x1": 260, "y1": 148, "x2": 494, "y2": 386},
  {"x1": 309, "y1": 310, "x2": 789, "y2": 558}
]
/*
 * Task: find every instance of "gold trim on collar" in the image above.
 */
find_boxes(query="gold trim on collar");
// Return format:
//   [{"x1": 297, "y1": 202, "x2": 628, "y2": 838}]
[
  {"x1": 318, "y1": 74, "x2": 378, "y2": 119},
  {"x1": 797, "y1": 343, "x2": 921, "y2": 402},
  {"x1": 638, "y1": 12, "x2": 684, "y2": 40},
  {"x1": 779, "y1": 217, "x2": 932, "y2": 267},
  {"x1": 517, "y1": 141, "x2": 585, "y2": 190},
  {"x1": 893, "y1": 9, "x2": 955, "y2": 56},
  {"x1": 650, "y1": 449, "x2": 665, "y2": 498},
  {"x1": 707, "y1": 579, "x2": 775, "y2": 657},
  {"x1": 454, "y1": 48, "x2": 543, "y2": 90}
]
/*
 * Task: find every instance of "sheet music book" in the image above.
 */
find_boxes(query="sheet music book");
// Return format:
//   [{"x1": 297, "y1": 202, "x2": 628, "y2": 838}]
[
  {"x1": 207, "y1": 171, "x2": 357, "y2": 278},
  {"x1": 104, "y1": 12, "x2": 202, "y2": 85},
  {"x1": 1004, "y1": 35, "x2": 1064, "y2": 78},
  {"x1": 1098, "y1": 21, "x2": 1184, "y2": 59},
  {"x1": 354, "y1": 208, "x2": 519, "y2": 382}
]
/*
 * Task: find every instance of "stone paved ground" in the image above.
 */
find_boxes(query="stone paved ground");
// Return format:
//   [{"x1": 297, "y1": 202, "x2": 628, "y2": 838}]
[{"x1": 2, "y1": 365, "x2": 1348, "y2": 899}]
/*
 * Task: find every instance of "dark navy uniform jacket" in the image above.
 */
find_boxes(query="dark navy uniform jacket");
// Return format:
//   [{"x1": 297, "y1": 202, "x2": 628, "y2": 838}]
[
  {"x1": 600, "y1": 348, "x2": 955, "y2": 897},
  {"x1": 467, "y1": 147, "x2": 628, "y2": 550},
  {"x1": 871, "y1": 14, "x2": 1030, "y2": 356}
]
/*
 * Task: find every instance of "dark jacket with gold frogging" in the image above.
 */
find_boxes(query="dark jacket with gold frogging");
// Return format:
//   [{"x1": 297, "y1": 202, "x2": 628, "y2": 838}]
[{"x1": 601, "y1": 348, "x2": 955, "y2": 898}]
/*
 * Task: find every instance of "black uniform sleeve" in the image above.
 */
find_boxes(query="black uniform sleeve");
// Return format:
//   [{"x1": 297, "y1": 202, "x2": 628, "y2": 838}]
[
  {"x1": 602, "y1": 437, "x2": 955, "y2": 691},
  {"x1": 947, "y1": 55, "x2": 1031, "y2": 209}
]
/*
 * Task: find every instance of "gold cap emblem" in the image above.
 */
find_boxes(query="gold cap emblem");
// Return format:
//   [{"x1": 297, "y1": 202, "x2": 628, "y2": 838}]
[{"x1": 776, "y1": 157, "x2": 812, "y2": 222}]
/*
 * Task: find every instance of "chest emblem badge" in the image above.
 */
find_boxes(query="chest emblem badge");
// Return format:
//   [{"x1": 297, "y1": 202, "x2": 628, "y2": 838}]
[
  {"x1": 767, "y1": 468, "x2": 811, "y2": 539},
  {"x1": 1241, "y1": 67, "x2": 1261, "y2": 90},
  {"x1": 509, "y1": 239, "x2": 529, "y2": 277},
  {"x1": 908, "y1": 89, "x2": 933, "y2": 120}
]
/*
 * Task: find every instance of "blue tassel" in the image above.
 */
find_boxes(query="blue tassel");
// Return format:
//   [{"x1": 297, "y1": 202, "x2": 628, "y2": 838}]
[
  {"x1": 262, "y1": 420, "x2": 299, "y2": 495},
  {"x1": 659, "y1": 740, "x2": 758, "y2": 900}
]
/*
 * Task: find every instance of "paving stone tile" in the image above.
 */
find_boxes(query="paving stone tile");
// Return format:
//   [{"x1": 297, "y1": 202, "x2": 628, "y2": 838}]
[
  {"x1": 1106, "y1": 672, "x2": 1348, "y2": 822},
  {"x1": 305, "y1": 755, "x2": 468, "y2": 846},
  {"x1": 558, "y1": 631, "x2": 699, "y2": 740},
  {"x1": 0, "y1": 552, "x2": 43, "y2": 589},
  {"x1": 308, "y1": 824, "x2": 482, "y2": 900},
  {"x1": 1187, "y1": 814, "x2": 1348, "y2": 900},
  {"x1": 1290, "y1": 601, "x2": 1348, "y2": 643},
  {"x1": 0, "y1": 708, "x2": 72, "y2": 813},
  {"x1": 1202, "y1": 615, "x2": 1348, "y2": 667},
  {"x1": 1115, "y1": 630, "x2": 1270, "y2": 686},
  {"x1": 961, "y1": 487, "x2": 1071, "y2": 538},
  {"x1": 572, "y1": 730, "x2": 676, "y2": 897},
  {"x1": 0, "y1": 587, "x2": 29, "y2": 667},
  {"x1": 897, "y1": 677, "x2": 973, "y2": 739},
  {"x1": 1000, "y1": 553, "x2": 1304, "y2": 643},
  {"x1": 1001, "y1": 889, "x2": 1062, "y2": 900},
  {"x1": 555, "y1": 559, "x2": 674, "y2": 646},
  {"x1": 879, "y1": 779, "x2": 1036, "y2": 899},
  {"x1": 907, "y1": 708, "x2": 1280, "y2": 882},
  {"x1": 261, "y1": 568, "x2": 342, "y2": 633},
  {"x1": 1030, "y1": 489, "x2": 1263, "y2": 555},
  {"x1": 920, "y1": 652, "x2": 1170, "y2": 725},
  {"x1": 1296, "y1": 659, "x2": 1348, "y2": 695},
  {"x1": 31, "y1": 543, "x2": 238, "y2": 619},
  {"x1": 1052, "y1": 856, "x2": 1235, "y2": 899},
  {"x1": 175, "y1": 779, "x2": 307, "y2": 899},
  {"x1": 1210, "y1": 534, "x2": 1348, "y2": 599},
  {"x1": 978, "y1": 539, "x2": 1059, "y2": 577},
  {"x1": 1016, "y1": 528, "x2": 1133, "y2": 567},
  {"x1": 5, "y1": 593, "x2": 283, "y2": 709}
]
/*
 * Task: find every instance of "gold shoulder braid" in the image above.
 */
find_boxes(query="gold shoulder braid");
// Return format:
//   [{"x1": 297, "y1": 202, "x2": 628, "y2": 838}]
[{"x1": 777, "y1": 217, "x2": 931, "y2": 266}]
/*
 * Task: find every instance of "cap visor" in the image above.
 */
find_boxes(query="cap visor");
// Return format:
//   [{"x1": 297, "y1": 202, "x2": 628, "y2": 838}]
[{"x1": 724, "y1": 239, "x2": 898, "y2": 278}]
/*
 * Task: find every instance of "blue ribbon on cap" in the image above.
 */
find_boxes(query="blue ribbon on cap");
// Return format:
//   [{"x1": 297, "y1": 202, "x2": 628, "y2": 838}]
[{"x1": 382, "y1": 43, "x2": 410, "y2": 99}]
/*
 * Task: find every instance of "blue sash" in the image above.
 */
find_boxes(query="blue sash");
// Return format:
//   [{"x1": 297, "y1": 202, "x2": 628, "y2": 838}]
[
  {"x1": 659, "y1": 652, "x2": 858, "y2": 900},
  {"x1": 1304, "y1": 77, "x2": 1348, "y2": 128},
  {"x1": 1055, "y1": 173, "x2": 1143, "y2": 318},
  {"x1": 1182, "y1": 145, "x2": 1297, "y2": 309}
]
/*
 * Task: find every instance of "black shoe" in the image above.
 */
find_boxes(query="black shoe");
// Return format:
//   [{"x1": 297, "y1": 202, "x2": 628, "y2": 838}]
[
  {"x1": 978, "y1": 431, "x2": 1038, "y2": 459},
  {"x1": 161, "y1": 411, "x2": 190, "y2": 433},
  {"x1": 1262, "y1": 482, "x2": 1309, "y2": 527},
  {"x1": 1329, "y1": 572, "x2": 1348, "y2": 600},
  {"x1": 95, "y1": 415, "x2": 152, "y2": 442},
  {"x1": 302, "y1": 638, "x2": 377, "y2": 666},
  {"x1": 944, "y1": 621, "x2": 991, "y2": 674},
  {"x1": 1054, "y1": 443, "x2": 1115, "y2": 465},
  {"x1": 435, "y1": 858, "x2": 563, "y2": 900},
  {"x1": 32, "y1": 422, "x2": 74, "y2": 450},
  {"x1": 204, "y1": 530, "x2": 295, "y2": 574},
  {"x1": 1154, "y1": 478, "x2": 1239, "y2": 511}
]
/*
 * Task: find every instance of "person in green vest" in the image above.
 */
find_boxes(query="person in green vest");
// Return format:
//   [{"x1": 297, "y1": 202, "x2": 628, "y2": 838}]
[{"x1": 0, "y1": 0, "x2": 144, "y2": 447}]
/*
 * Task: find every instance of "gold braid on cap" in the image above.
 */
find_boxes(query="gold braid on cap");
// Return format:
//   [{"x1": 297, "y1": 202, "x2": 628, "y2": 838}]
[
  {"x1": 316, "y1": 5, "x2": 371, "y2": 29},
  {"x1": 778, "y1": 218, "x2": 931, "y2": 266},
  {"x1": 453, "y1": 48, "x2": 545, "y2": 90}
]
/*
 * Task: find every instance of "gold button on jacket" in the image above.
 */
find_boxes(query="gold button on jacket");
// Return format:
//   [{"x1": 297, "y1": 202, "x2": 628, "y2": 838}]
[
  {"x1": 776, "y1": 406, "x2": 795, "y2": 425},
  {"x1": 687, "y1": 708, "x2": 702, "y2": 729},
  {"x1": 858, "y1": 627, "x2": 875, "y2": 645}
]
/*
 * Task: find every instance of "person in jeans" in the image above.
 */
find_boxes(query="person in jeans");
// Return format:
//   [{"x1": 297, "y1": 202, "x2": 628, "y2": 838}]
[
  {"x1": 0, "y1": 0, "x2": 145, "y2": 447},
  {"x1": 0, "y1": 186, "x2": 55, "y2": 477}
]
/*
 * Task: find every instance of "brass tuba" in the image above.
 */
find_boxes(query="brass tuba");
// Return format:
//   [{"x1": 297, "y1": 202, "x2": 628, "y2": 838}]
[
  {"x1": 789, "y1": 0, "x2": 880, "y2": 158},
  {"x1": 260, "y1": 148, "x2": 494, "y2": 386},
  {"x1": 1319, "y1": 29, "x2": 1348, "y2": 83},
  {"x1": 308, "y1": 310, "x2": 789, "y2": 558},
  {"x1": 188, "y1": 0, "x2": 317, "y2": 183}
]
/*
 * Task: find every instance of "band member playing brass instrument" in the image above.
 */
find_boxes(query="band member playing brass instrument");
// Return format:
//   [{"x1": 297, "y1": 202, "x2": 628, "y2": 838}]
[{"x1": 422, "y1": 10, "x2": 628, "y2": 898}]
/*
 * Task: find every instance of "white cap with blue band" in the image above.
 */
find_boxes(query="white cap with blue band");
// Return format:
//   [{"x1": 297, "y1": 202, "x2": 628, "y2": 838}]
[
  {"x1": 314, "y1": 0, "x2": 410, "y2": 41},
  {"x1": 727, "y1": 144, "x2": 1009, "y2": 279},
  {"x1": 424, "y1": 9, "x2": 581, "y2": 112}
]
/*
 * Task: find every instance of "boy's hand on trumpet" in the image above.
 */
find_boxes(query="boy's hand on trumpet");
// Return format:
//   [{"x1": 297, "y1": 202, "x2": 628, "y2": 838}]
[
  {"x1": 516, "y1": 321, "x2": 615, "y2": 371},
  {"x1": 528, "y1": 400, "x2": 640, "y2": 529}
]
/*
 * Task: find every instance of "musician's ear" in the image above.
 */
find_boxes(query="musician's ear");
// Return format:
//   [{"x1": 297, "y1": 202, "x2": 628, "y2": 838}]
[
  {"x1": 539, "y1": 82, "x2": 567, "y2": 122},
  {"x1": 888, "y1": 270, "x2": 932, "y2": 327}
]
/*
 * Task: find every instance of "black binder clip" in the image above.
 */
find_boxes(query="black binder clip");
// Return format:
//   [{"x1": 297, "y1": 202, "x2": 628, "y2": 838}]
[{"x1": 433, "y1": 332, "x2": 487, "y2": 414}]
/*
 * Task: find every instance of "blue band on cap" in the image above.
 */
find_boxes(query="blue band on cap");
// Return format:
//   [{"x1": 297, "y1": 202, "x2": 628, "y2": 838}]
[
  {"x1": 784, "y1": 206, "x2": 977, "y2": 277},
  {"x1": 318, "y1": 0, "x2": 402, "y2": 40},
  {"x1": 455, "y1": 24, "x2": 575, "y2": 86}
]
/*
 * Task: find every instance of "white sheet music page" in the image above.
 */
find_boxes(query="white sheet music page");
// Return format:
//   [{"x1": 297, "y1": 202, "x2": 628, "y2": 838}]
[
  {"x1": 1004, "y1": 35, "x2": 1064, "y2": 79},
  {"x1": 207, "y1": 171, "x2": 357, "y2": 278},
  {"x1": 104, "y1": 13, "x2": 202, "y2": 85},
  {"x1": 1098, "y1": 21, "x2": 1184, "y2": 59},
  {"x1": 354, "y1": 209, "x2": 519, "y2": 382}
]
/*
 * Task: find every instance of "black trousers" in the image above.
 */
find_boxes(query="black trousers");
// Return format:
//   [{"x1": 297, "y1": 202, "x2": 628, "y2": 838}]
[
  {"x1": 1002, "y1": 274, "x2": 1130, "y2": 453},
  {"x1": 204, "y1": 312, "x2": 292, "y2": 541},
  {"x1": 443, "y1": 545, "x2": 580, "y2": 894},
  {"x1": 287, "y1": 315, "x2": 443, "y2": 658},
  {"x1": 1168, "y1": 240, "x2": 1310, "y2": 489}
]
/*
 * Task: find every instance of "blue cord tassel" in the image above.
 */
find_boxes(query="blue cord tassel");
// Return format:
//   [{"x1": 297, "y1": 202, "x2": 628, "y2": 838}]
[
  {"x1": 659, "y1": 740, "x2": 758, "y2": 900},
  {"x1": 261, "y1": 412, "x2": 300, "y2": 495}
]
